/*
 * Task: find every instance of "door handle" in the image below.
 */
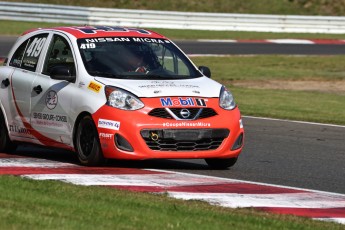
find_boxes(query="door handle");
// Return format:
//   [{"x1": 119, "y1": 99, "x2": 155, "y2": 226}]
[
  {"x1": 33, "y1": 85, "x2": 43, "y2": 94},
  {"x1": 2, "y1": 78, "x2": 10, "y2": 87}
]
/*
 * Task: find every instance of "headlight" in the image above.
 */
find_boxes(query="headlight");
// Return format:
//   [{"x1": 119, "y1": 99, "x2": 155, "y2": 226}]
[
  {"x1": 105, "y1": 86, "x2": 144, "y2": 110},
  {"x1": 219, "y1": 86, "x2": 236, "y2": 110}
]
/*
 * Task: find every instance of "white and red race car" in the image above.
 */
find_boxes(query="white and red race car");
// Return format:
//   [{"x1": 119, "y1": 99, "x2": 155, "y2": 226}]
[{"x1": 0, "y1": 26, "x2": 244, "y2": 168}]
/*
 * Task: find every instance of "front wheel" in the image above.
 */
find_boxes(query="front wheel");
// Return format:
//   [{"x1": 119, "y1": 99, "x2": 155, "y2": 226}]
[
  {"x1": 205, "y1": 157, "x2": 238, "y2": 169},
  {"x1": 76, "y1": 115, "x2": 104, "y2": 166}
]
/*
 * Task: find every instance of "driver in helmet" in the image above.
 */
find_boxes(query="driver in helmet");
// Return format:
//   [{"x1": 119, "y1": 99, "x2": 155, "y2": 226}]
[{"x1": 125, "y1": 45, "x2": 149, "y2": 73}]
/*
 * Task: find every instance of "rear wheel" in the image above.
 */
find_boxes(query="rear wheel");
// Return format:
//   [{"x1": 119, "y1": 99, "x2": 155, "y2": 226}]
[
  {"x1": 205, "y1": 157, "x2": 238, "y2": 169},
  {"x1": 0, "y1": 111, "x2": 17, "y2": 153},
  {"x1": 76, "y1": 115, "x2": 104, "y2": 166}
]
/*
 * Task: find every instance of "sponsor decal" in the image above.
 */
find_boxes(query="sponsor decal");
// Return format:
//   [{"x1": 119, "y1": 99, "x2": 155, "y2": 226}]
[
  {"x1": 160, "y1": 97, "x2": 207, "y2": 107},
  {"x1": 99, "y1": 133, "x2": 114, "y2": 140},
  {"x1": 80, "y1": 43, "x2": 96, "y2": 49},
  {"x1": 32, "y1": 112, "x2": 68, "y2": 129},
  {"x1": 26, "y1": 37, "x2": 47, "y2": 58},
  {"x1": 33, "y1": 112, "x2": 67, "y2": 123},
  {"x1": 162, "y1": 122, "x2": 211, "y2": 127},
  {"x1": 138, "y1": 81, "x2": 199, "y2": 89},
  {"x1": 98, "y1": 119, "x2": 120, "y2": 130},
  {"x1": 84, "y1": 37, "x2": 170, "y2": 44},
  {"x1": 132, "y1": 37, "x2": 169, "y2": 44},
  {"x1": 22, "y1": 60, "x2": 36, "y2": 69},
  {"x1": 86, "y1": 37, "x2": 131, "y2": 43},
  {"x1": 9, "y1": 125, "x2": 31, "y2": 135},
  {"x1": 88, "y1": 81, "x2": 102, "y2": 93},
  {"x1": 12, "y1": 59, "x2": 22, "y2": 67},
  {"x1": 45, "y1": 90, "x2": 58, "y2": 110},
  {"x1": 195, "y1": 98, "x2": 207, "y2": 106}
]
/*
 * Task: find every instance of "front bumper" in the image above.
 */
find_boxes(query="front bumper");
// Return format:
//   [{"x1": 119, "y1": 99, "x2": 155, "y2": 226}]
[{"x1": 92, "y1": 98, "x2": 244, "y2": 160}]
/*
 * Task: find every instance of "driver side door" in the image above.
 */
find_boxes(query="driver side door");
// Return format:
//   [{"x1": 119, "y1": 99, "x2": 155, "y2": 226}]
[{"x1": 30, "y1": 33, "x2": 77, "y2": 146}]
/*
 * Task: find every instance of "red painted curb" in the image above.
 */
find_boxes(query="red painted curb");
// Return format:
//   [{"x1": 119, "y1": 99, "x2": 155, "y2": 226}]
[
  {"x1": 308, "y1": 39, "x2": 345, "y2": 45},
  {"x1": 1, "y1": 153, "x2": 345, "y2": 224},
  {"x1": 110, "y1": 182, "x2": 309, "y2": 194}
]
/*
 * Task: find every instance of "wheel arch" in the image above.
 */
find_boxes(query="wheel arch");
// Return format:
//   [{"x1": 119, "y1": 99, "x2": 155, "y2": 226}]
[{"x1": 0, "y1": 101, "x2": 11, "y2": 134}]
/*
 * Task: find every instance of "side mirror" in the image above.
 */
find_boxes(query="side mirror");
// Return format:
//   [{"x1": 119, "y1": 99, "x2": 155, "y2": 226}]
[
  {"x1": 198, "y1": 66, "x2": 211, "y2": 78},
  {"x1": 50, "y1": 65, "x2": 75, "y2": 82}
]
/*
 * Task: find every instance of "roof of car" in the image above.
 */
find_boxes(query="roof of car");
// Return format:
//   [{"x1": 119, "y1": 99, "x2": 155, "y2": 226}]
[{"x1": 22, "y1": 26, "x2": 167, "y2": 39}]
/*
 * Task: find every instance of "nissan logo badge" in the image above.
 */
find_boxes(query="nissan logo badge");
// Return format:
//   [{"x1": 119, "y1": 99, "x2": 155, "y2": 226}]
[{"x1": 180, "y1": 109, "x2": 191, "y2": 119}]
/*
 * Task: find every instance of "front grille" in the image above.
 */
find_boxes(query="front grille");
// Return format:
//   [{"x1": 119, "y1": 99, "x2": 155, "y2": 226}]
[
  {"x1": 144, "y1": 139, "x2": 224, "y2": 151},
  {"x1": 141, "y1": 129, "x2": 229, "y2": 151},
  {"x1": 148, "y1": 108, "x2": 217, "y2": 120},
  {"x1": 148, "y1": 108, "x2": 172, "y2": 119},
  {"x1": 196, "y1": 108, "x2": 217, "y2": 119}
]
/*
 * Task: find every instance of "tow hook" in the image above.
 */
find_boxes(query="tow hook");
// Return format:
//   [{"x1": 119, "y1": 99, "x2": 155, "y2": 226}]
[{"x1": 150, "y1": 131, "x2": 159, "y2": 141}]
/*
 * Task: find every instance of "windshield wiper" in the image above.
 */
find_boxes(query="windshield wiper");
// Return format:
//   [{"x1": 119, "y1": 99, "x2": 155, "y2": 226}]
[
  {"x1": 88, "y1": 71, "x2": 125, "y2": 79},
  {"x1": 143, "y1": 74, "x2": 164, "y2": 79},
  {"x1": 145, "y1": 74, "x2": 195, "y2": 79}
]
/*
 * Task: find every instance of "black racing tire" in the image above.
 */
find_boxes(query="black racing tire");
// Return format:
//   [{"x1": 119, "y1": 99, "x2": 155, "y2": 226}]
[
  {"x1": 0, "y1": 111, "x2": 17, "y2": 153},
  {"x1": 76, "y1": 115, "x2": 104, "y2": 166},
  {"x1": 0, "y1": 112, "x2": 17, "y2": 153},
  {"x1": 205, "y1": 157, "x2": 238, "y2": 169}
]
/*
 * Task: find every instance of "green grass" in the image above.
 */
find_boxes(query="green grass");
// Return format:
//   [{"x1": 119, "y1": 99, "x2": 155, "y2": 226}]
[
  {"x1": 155, "y1": 28, "x2": 345, "y2": 40},
  {"x1": 191, "y1": 56, "x2": 345, "y2": 125},
  {"x1": 5, "y1": 0, "x2": 345, "y2": 16},
  {"x1": 2, "y1": 20, "x2": 345, "y2": 40},
  {"x1": 191, "y1": 56, "x2": 345, "y2": 81},
  {"x1": 0, "y1": 20, "x2": 71, "y2": 36},
  {"x1": 0, "y1": 175, "x2": 342, "y2": 230},
  {"x1": 232, "y1": 87, "x2": 345, "y2": 125}
]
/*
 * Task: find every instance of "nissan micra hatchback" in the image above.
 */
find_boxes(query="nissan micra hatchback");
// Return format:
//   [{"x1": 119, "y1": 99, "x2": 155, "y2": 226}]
[{"x1": 0, "y1": 26, "x2": 244, "y2": 169}]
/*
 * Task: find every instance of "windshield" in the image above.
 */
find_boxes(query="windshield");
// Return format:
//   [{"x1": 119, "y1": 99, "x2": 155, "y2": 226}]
[{"x1": 77, "y1": 37, "x2": 202, "y2": 79}]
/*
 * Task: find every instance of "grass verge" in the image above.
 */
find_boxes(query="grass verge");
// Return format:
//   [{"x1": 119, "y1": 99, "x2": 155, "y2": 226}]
[
  {"x1": 2, "y1": 20, "x2": 345, "y2": 40},
  {"x1": 191, "y1": 56, "x2": 345, "y2": 81},
  {"x1": 191, "y1": 56, "x2": 345, "y2": 125},
  {"x1": 0, "y1": 175, "x2": 342, "y2": 230},
  {"x1": 232, "y1": 87, "x2": 345, "y2": 125}
]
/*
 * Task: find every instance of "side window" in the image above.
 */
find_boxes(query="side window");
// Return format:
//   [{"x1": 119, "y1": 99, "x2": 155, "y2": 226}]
[
  {"x1": 155, "y1": 45, "x2": 190, "y2": 75},
  {"x1": 43, "y1": 35, "x2": 76, "y2": 77},
  {"x1": 9, "y1": 33, "x2": 48, "y2": 71}
]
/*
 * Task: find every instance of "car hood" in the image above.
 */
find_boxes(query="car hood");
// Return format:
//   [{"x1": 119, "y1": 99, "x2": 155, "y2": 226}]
[{"x1": 94, "y1": 77, "x2": 223, "y2": 98}]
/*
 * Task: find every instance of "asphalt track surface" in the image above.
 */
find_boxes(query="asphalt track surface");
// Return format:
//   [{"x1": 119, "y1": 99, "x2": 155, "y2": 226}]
[
  {"x1": 1, "y1": 36, "x2": 345, "y2": 195},
  {"x1": 2, "y1": 36, "x2": 345, "y2": 56}
]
